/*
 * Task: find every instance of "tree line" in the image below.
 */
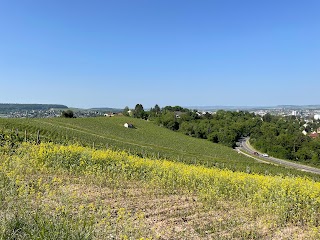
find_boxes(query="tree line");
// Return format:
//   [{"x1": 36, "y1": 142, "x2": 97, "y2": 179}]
[
  {"x1": 125, "y1": 104, "x2": 320, "y2": 165},
  {"x1": 250, "y1": 113, "x2": 320, "y2": 165}
]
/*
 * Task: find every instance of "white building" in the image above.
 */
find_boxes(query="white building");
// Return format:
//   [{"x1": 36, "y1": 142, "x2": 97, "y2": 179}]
[{"x1": 314, "y1": 114, "x2": 320, "y2": 120}]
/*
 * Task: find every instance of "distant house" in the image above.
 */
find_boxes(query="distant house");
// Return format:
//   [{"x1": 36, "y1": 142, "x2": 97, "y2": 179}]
[
  {"x1": 309, "y1": 132, "x2": 319, "y2": 139},
  {"x1": 314, "y1": 114, "x2": 320, "y2": 121},
  {"x1": 317, "y1": 128, "x2": 320, "y2": 134},
  {"x1": 302, "y1": 130, "x2": 308, "y2": 136},
  {"x1": 174, "y1": 111, "x2": 189, "y2": 119},
  {"x1": 174, "y1": 111, "x2": 183, "y2": 118},
  {"x1": 104, "y1": 112, "x2": 117, "y2": 117},
  {"x1": 124, "y1": 123, "x2": 134, "y2": 128}
]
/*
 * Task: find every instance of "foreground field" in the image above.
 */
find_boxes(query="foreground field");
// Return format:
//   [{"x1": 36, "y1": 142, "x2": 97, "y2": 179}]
[
  {"x1": 1, "y1": 117, "x2": 320, "y2": 179},
  {"x1": 1, "y1": 142, "x2": 320, "y2": 239}
]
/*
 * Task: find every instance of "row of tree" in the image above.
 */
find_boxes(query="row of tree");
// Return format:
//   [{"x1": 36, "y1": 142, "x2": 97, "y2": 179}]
[{"x1": 250, "y1": 114, "x2": 320, "y2": 165}]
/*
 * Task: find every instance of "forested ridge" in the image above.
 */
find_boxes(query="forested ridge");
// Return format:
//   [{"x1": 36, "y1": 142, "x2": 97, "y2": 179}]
[{"x1": 0, "y1": 103, "x2": 68, "y2": 113}]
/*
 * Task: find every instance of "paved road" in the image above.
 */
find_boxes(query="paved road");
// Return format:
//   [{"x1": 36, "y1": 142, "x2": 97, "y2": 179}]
[{"x1": 238, "y1": 137, "x2": 320, "y2": 175}]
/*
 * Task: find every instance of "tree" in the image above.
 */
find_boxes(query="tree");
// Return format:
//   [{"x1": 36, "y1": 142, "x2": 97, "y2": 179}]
[
  {"x1": 217, "y1": 128, "x2": 238, "y2": 148},
  {"x1": 263, "y1": 113, "x2": 273, "y2": 123},
  {"x1": 133, "y1": 104, "x2": 146, "y2": 119},
  {"x1": 122, "y1": 106, "x2": 130, "y2": 116},
  {"x1": 162, "y1": 112, "x2": 179, "y2": 130},
  {"x1": 162, "y1": 105, "x2": 189, "y2": 112},
  {"x1": 203, "y1": 112, "x2": 213, "y2": 120},
  {"x1": 61, "y1": 110, "x2": 74, "y2": 118},
  {"x1": 149, "y1": 104, "x2": 161, "y2": 118},
  {"x1": 154, "y1": 104, "x2": 161, "y2": 115}
]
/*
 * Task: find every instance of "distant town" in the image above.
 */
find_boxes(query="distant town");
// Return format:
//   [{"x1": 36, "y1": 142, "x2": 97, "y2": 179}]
[
  {"x1": 0, "y1": 104, "x2": 121, "y2": 118},
  {"x1": 0, "y1": 108, "x2": 108, "y2": 119},
  {"x1": 250, "y1": 107, "x2": 320, "y2": 121}
]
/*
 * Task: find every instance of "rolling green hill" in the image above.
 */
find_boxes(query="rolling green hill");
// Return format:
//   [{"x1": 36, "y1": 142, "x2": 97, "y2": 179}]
[
  {"x1": 0, "y1": 103, "x2": 68, "y2": 113},
  {"x1": 0, "y1": 116, "x2": 319, "y2": 179}
]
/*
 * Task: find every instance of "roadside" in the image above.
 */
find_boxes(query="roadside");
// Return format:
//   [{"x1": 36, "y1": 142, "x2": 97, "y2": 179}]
[{"x1": 237, "y1": 137, "x2": 320, "y2": 175}]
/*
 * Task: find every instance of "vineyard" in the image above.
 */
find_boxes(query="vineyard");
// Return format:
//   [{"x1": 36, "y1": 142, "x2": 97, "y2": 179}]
[
  {"x1": 1, "y1": 140, "x2": 320, "y2": 239},
  {"x1": 0, "y1": 117, "x2": 320, "y2": 179}
]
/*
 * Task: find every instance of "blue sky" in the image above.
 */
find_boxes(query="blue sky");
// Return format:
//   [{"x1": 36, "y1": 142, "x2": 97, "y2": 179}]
[{"x1": 0, "y1": 0, "x2": 319, "y2": 109}]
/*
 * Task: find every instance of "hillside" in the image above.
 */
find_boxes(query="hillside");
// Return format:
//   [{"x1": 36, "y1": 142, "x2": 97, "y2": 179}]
[
  {"x1": 0, "y1": 116, "x2": 319, "y2": 179},
  {"x1": 1, "y1": 141, "x2": 319, "y2": 239},
  {"x1": 0, "y1": 103, "x2": 68, "y2": 113}
]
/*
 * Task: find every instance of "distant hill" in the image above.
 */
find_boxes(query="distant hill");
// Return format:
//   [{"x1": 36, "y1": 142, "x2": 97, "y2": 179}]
[
  {"x1": 88, "y1": 107, "x2": 123, "y2": 113},
  {"x1": 276, "y1": 105, "x2": 320, "y2": 110},
  {"x1": 186, "y1": 106, "x2": 259, "y2": 111},
  {"x1": 186, "y1": 105, "x2": 320, "y2": 111},
  {"x1": 0, "y1": 103, "x2": 68, "y2": 113}
]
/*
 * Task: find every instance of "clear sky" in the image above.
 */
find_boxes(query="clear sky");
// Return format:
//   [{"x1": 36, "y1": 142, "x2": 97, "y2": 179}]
[{"x1": 0, "y1": 0, "x2": 319, "y2": 109}]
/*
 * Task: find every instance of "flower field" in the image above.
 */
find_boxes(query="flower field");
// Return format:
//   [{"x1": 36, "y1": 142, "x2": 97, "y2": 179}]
[{"x1": 1, "y1": 141, "x2": 320, "y2": 239}]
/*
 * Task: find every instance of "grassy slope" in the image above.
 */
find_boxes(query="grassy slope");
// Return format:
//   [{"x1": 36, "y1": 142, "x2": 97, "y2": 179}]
[{"x1": 0, "y1": 116, "x2": 319, "y2": 179}]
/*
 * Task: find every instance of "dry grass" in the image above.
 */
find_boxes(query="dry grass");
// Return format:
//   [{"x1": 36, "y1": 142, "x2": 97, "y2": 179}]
[{"x1": 34, "y1": 173, "x2": 318, "y2": 240}]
